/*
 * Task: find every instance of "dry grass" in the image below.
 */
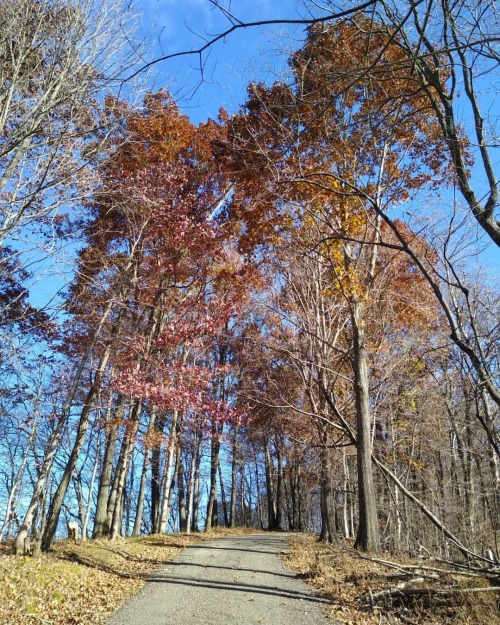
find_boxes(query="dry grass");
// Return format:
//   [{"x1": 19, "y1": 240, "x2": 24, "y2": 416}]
[
  {"x1": 0, "y1": 528, "x2": 252, "y2": 625},
  {"x1": 285, "y1": 534, "x2": 500, "y2": 625}
]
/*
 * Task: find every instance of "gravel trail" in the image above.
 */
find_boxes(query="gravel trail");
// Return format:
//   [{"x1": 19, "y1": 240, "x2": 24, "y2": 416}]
[{"x1": 106, "y1": 533, "x2": 335, "y2": 625}]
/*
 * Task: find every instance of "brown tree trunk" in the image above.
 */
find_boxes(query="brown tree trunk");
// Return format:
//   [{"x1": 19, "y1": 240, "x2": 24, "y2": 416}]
[
  {"x1": 177, "y1": 434, "x2": 188, "y2": 533},
  {"x1": 274, "y1": 440, "x2": 285, "y2": 531},
  {"x1": 109, "y1": 400, "x2": 142, "y2": 539},
  {"x1": 41, "y1": 336, "x2": 116, "y2": 551},
  {"x1": 14, "y1": 304, "x2": 112, "y2": 554},
  {"x1": 93, "y1": 397, "x2": 124, "y2": 538},
  {"x1": 264, "y1": 440, "x2": 277, "y2": 530},
  {"x1": 351, "y1": 299, "x2": 380, "y2": 552},
  {"x1": 218, "y1": 463, "x2": 229, "y2": 528},
  {"x1": 205, "y1": 429, "x2": 220, "y2": 532},
  {"x1": 229, "y1": 424, "x2": 240, "y2": 527},
  {"x1": 133, "y1": 408, "x2": 156, "y2": 536},
  {"x1": 190, "y1": 429, "x2": 203, "y2": 532},
  {"x1": 319, "y1": 431, "x2": 337, "y2": 544}
]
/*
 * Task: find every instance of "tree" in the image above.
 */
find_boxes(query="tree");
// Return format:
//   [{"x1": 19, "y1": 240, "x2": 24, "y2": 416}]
[
  {"x1": 0, "y1": 0, "x2": 140, "y2": 260},
  {"x1": 226, "y1": 19, "x2": 453, "y2": 551},
  {"x1": 34, "y1": 92, "x2": 250, "y2": 544},
  {"x1": 142, "y1": 1, "x2": 499, "y2": 247},
  {"x1": 1, "y1": 5, "x2": 142, "y2": 539}
]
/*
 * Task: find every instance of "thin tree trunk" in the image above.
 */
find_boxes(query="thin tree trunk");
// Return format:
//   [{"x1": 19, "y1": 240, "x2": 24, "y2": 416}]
[
  {"x1": 157, "y1": 409, "x2": 179, "y2": 533},
  {"x1": 205, "y1": 426, "x2": 221, "y2": 532},
  {"x1": 218, "y1": 463, "x2": 229, "y2": 528},
  {"x1": 351, "y1": 298, "x2": 380, "y2": 552},
  {"x1": 186, "y1": 436, "x2": 199, "y2": 534},
  {"x1": 164, "y1": 445, "x2": 180, "y2": 533},
  {"x1": 254, "y1": 452, "x2": 264, "y2": 530},
  {"x1": 275, "y1": 440, "x2": 285, "y2": 531},
  {"x1": 42, "y1": 336, "x2": 116, "y2": 551},
  {"x1": 264, "y1": 440, "x2": 276, "y2": 530},
  {"x1": 150, "y1": 411, "x2": 167, "y2": 532},
  {"x1": 93, "y1": 396, "x2": 124, "y2": 538},
  {"x1": 109, "y1": 400, "x2": 142, "y2": 539},
  {"x1": 229, "y1": 424, "x2": 240, "y2": 528},
  {"x1": 14, "y1": 302, "x2": 113, "y2": 554},
  {"x1": 319, "y1": 434, "x2": 337, "y2": 544},
  {"x1": 178, "y1": 435, "x2": 188, "y2": 533},
  {"x1": 0, "y1": 416, "x2": 36, "y2": 540},
  {"x1": 133, "y1": 408, "x2": 156, "y2": 537},
  {"x1": 191, "y1": 428, "x2": 203, "y2": 532},
  {"x1": 82, "y1": 436, "x2": 101, "y2": 541}
]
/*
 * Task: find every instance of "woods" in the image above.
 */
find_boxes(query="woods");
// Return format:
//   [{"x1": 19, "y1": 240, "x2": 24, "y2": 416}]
[{"x1": 0, "y1": 0, "x2": 498, "y2": 585}]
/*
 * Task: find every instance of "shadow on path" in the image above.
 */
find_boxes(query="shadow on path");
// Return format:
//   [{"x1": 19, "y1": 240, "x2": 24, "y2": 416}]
[
  {"x1": 148, "y1": 572, "x2": 330, "y2": 604},
  {"x1": 167, "y1": 559, "x2": 298, "y2": 580}
]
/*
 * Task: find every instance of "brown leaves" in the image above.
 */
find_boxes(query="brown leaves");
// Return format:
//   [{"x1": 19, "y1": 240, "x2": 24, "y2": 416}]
[
  {"x1": 0, "y1": 535, "x2": 204, "y2": 625},
  {"x1": 285, "y1": 534, "x2": 499, "y2": 625}
]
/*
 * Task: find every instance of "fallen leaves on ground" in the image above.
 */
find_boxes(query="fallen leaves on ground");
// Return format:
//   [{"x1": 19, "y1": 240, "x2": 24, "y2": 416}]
[
  {"x1": 285, "y1": 534, "x2": 500, "y2": 625},
  {"x1": 0, "y1": 529, "x2": 250, "y2": 625}
]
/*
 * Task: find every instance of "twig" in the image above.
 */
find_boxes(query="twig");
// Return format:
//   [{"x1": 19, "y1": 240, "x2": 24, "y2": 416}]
[{"x1": 22, "y1": 615, "x2": 53, "y2": 625}]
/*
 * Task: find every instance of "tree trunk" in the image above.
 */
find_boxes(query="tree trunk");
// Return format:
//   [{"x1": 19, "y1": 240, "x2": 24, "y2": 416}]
[
  {"x1": 205, "y1": 430, "x2": 220, "y2": 531},
  {"x1": 218, "y1": 463, "x2": 229, "y2": 528},
  {"x1": 133, "y1": 408, "x2": 156, "y2": 536},
  {"x1": 274, "y1": 440, "x2": 285, "y2": 531},
  {"x1": 178, "y1": 438, "x2": 188, "y2": 533},
  {"x1": 93, "y1": 397, "x2": 124, "y2": 538},
  {"x1": 191, "y1": 429, "x2": 203, "y2": 532},
  {"x1": 264, "y1": 440, "x2": 277, "y2": 530},
  {"x1": 109, "y1": 400, "x2": 142, "y2": 539},
  {"x1": 157, "y1": 410, "x2": 179, "y2": 533},
  {"x1": 41, "y1": 338, "x2": 115, "y2": 551},
  {"x1": 82, "y1": 436, "x2": 101, "y2": 541},
  {"x1": 351, "y1": 299, "x2": 380, "y2": 552},
  {"x1": 229, "y1": 424, "x2": 240, "y2": 528},
  {"x1": 319, "y1": 433, "x2": 337, "y2": 544},
  {"x1": 14, "y1": 305, "x2": 112, "y2": 555}
]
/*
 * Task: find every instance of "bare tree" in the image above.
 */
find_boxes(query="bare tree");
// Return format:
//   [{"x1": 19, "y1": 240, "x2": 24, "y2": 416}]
[{"x1": 0, "y1": 0, "x2": 140, "y2": 249}]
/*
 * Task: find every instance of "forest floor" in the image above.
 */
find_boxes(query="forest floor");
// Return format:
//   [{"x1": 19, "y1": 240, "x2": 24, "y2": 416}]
[
  {"x1": 0, "y1": 531, "x2": 498, "y2": 625},
  {"x1": 285, "y1": 534, "x2": 500, "y2": 625}
]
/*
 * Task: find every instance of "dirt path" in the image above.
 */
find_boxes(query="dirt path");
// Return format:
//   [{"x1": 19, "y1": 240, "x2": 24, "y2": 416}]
[{"x1": 106, "y1": 533, "x2": 335, "y2": 625}]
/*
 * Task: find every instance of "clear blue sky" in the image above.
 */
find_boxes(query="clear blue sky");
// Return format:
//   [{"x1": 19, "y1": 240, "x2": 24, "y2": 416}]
[{"x1": 135, "y1": 0, "x2": 306, "y2": 122}]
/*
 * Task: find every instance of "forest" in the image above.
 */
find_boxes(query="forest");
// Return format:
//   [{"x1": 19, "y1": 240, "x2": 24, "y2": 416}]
[{"x1": 0, "y1": 0, "x2": 499, "y2": 574}]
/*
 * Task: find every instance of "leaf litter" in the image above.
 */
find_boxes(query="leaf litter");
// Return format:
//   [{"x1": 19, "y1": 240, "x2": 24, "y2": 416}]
[
  {"x1": 285, "y1": 534, "x2": 500, "y2": 625},
  {"x1": 0, "y1": 532, "x2": 212, "y2": 625},
  {"x1": 1, "y1": 530, "x2": 498, "y2": 625}
]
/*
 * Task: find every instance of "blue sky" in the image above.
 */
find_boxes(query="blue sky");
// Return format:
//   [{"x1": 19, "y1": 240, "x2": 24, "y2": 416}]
[{"x1": 135, "y1": 0, "x2": 305, "y2": 122}]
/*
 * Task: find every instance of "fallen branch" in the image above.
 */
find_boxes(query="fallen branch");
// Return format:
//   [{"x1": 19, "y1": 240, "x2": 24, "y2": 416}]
[
  {"x1": 22, "y1": 616, "x2": 53, "y2": 625},
  {"x1": 350, "y1": 550, "x2": 439, "y2": 581},
  {"x1": 365, "y1": 584, "x2": 500, "y2": 604}
]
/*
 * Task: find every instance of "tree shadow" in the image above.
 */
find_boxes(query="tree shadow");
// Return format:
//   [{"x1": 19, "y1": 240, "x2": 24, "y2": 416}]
[
  {"x1": 59, "y1": 551, "x2": 149, "y2": 580},
  {"x1": 148, "y1": 571, "x2": 331, "y2": 605},
  {"x1": 167, "y1": 559, "x2": 297, "y2": 580}
]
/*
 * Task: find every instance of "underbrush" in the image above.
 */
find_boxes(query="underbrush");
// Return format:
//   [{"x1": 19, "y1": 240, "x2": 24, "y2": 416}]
[{"x1": 285, "y1": 534, "x2": 500, "y2": 625}]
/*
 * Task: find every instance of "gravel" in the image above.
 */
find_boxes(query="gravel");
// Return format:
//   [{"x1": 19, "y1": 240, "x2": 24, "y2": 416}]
[{"x1": 106, "y1": 533, "x2": 335, "y2": 625}]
